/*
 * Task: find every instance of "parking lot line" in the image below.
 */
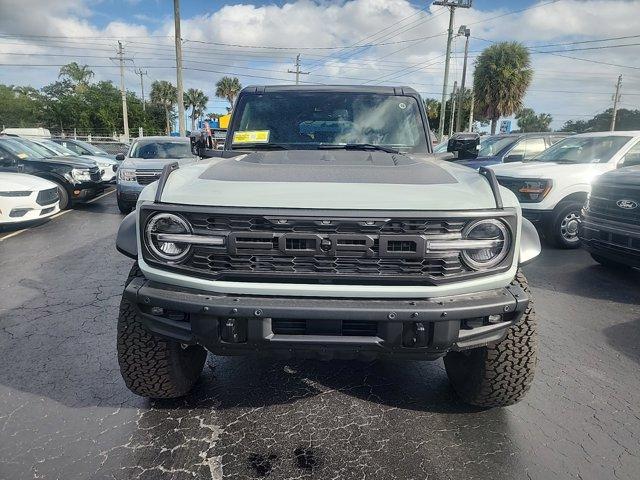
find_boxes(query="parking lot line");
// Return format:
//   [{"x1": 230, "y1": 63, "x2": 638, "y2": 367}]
[{"x1": 0, "y1": 188, "x2": 115, "y2": 242}]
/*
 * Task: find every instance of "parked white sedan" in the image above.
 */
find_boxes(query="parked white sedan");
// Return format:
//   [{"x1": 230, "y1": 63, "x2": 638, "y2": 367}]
[{"x1": 0, "y1": 173, "x2": 60, "y2": 225}]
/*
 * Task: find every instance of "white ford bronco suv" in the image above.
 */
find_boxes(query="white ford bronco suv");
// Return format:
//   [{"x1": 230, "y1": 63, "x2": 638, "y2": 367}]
[{"x1": 115, "y1": 85, "x2": 541, "y2": 407}]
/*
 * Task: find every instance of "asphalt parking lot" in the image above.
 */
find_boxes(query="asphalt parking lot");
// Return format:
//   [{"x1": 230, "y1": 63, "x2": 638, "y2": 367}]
[{"x1": 1, "y1": 190, "x2": 639, "y2": 480}]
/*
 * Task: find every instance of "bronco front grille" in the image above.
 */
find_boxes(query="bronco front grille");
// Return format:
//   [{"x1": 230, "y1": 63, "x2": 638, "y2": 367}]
[
  {"x1": 141, "y1": 209, "x2": 516, "y2": 286},
  {"x1": 589, "y1": 184, "x2": 640, "y2": 225}
]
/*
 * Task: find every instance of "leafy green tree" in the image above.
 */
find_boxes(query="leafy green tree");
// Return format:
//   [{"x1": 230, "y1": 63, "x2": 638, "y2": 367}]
[
  {"x1": 561, "y1": 109, "x2": 640, "y2": 133},
  {"x1": 215, "y1": 76, "x2": 242, "y2": 111},
  {"x1": 473, "y1": 42, "x2": 533, "y2": 134},
  {"x1": 515, "y1": 108, "x2": 553, "y2": 132},
  {"x1": 184, "y1": 88, "x2": 209, "y2": 131},
  {"x1": 424, "y1": 88, "x2": 473, "y2": 135},
  {"x1": 58, "y1": 62, "x2": 95, "y2": 93},
  {"x1": 150, "y1": 80, "x2": 178, "y2": 134}
]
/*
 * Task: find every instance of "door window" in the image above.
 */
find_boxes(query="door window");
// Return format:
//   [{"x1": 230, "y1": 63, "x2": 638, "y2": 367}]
[
  {"x1": 509, "y1": 137, "x2": 547, "y2": 160},
  {"x1": 622, "y1": 142, "x2": 640, "y2": 167}
]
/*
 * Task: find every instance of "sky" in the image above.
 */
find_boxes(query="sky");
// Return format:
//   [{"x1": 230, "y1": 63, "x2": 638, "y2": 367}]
[{"x1": 1, "y1": 0, "x2": 639, "y2": 131}]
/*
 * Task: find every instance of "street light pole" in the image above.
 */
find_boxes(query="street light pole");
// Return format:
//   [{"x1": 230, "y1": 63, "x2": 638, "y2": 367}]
[
  {"x1": 456, "y1": 26, "x2": 470, "y2": 133},
  {"x1": 433, "y1": 0, "x2": 472, "y2": 141},
  {"x1": 173, "y1": 0, "x2": 186, "y2": 136}
]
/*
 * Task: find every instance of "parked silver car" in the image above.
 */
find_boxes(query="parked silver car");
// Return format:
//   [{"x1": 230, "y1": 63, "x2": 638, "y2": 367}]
[{"x1": 115, "y1": 136, "x2": 197, "y2": 214}]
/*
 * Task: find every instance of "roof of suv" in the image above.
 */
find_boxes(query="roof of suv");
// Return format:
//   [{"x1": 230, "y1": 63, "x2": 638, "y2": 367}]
[{"x1": 241, "y1": 85, "x2": 420, "y2": 96}]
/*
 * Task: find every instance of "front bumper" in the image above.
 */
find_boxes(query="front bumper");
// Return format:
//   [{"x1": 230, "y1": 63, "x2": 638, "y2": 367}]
[
  {"x1": 522, "y1": 208, "x2": 553, "y2": 227},
  {"x1": 124, "y1": 277, "x2": 530, "y2": 360},
  {"x1": 580, "y1": 215, "x2": 640, "y2": 267},
  {"x1": 70, "y1": 182, "x2": 105, "y2": 202},
  {"x1": 116, "y1": 182, "x2": 143, "y2": 205}
]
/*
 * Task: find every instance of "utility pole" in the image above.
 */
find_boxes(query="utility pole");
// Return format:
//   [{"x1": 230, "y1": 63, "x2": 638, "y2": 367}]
[
  {"x1": 610, "y1": 74, "x2": 622, "y2": 131},
  {"x1": 449, "y1": 81, "x2": 457, "y2": 137},
  {"x1": 173, "y1": 0, "x2": 186, "y2": 136},
  {"x1": 434, "y1": 0, "x2": 472, "y2": 141},
  {"x1": 468, "y1": 91, "x2": 475, "y2": 132},
  {"x1": 134, "y1": 68, "x2": 148, "y2": 112},
  {"x1": 111, "y1": 41, "x2": 132, "y2": 142},
  {"x1": 288, "y1": 54, "x2": 309, "y2": 85},
  {"x1": 456, "y1": 26, "x2": 470, "y2": 132}
]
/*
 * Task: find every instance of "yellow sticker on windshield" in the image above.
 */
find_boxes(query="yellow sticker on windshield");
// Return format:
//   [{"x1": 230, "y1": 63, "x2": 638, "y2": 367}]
[
  {"x1": 233, "y1": 130, "x2": 270, "y2": 144},
  {"x1": 17, "y1": 153, "x2": 28, "y2": 159}
]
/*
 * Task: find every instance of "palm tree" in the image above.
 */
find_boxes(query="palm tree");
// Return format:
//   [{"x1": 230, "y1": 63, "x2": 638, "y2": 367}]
[
  {"x1": 58, "y1": 62, "x2": 94, "y2": 93},
  {"x1": 473, "y1": 42, "x2": 533, "y2": 134},
  {"x1": 215, "y1": 77, "x2": 242, "y2": 111},
  {"x1": 184, "y1": 88, "x2": 209, "y2": 131},
  {"x1": 150, "y1": 80, "x2": 178, "y2": 134}
]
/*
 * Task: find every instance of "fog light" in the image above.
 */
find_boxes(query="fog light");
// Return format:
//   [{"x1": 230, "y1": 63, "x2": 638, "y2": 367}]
[
  {"x1": 488, "y1": 314, "x2": 503, "y2": 324},
  {"x1": 151, "y1": 306, "x2": 164, "y2": 316}
]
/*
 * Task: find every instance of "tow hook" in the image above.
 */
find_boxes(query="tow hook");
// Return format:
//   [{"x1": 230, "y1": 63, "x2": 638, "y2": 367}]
[{"x1": 402, "y1": 322, "x2": 428, "y2": 348}]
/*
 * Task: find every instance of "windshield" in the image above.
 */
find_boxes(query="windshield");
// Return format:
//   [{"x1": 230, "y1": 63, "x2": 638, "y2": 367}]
[
  {"x1": 36, "y1": 139, "x2": 76, "y2": 156},
  {"x1": 129, "y1": 139, "x2": 193, "y2": 159},
  {"x1": 533, "y1": 136, "x2": 632, "y2": 163},
  {"x1": 231, "y1": 92, "x2": 428, "y2": 153},
  {"x1": 0, "y1": 138, "x2": 46, "y2": 159},
  {"x1": 73, "y1": 139, "x2": 109, "y2": 156},
  {"x1": 477, "y1": 136, "x2": 517, "y2": 157},
  {"x1": 7, "y1": 138, "x2": 50, "y2": 158}
]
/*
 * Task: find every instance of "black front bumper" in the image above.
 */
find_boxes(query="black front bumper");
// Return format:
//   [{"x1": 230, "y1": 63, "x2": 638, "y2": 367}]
[
  {"x1": 70, "y1": 182, "x2": 105, "y2": 202},
  {"x1": 124, "y1": 278, "x2": 530, "y2": 360},
  {"x1": 580, "y1": 216, "x2": 640, "y2": 267}
]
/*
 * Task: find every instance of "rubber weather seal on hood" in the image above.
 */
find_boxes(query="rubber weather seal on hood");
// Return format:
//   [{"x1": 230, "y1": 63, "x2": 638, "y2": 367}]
[
  {"x1": 478, "y1": 166, "x2": 503, "y2": 210},
  {"x1": 154, "y1": 161, "x2": 179, "y2": 203}
]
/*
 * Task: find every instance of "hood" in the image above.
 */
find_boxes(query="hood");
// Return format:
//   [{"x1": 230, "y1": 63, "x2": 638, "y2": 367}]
[
  {"x1": 490, "y1": 160, "x2": 610, "y2": 178},
  {"x1": 156, "y1": 150, "x2": 507, "y2": 211},
  {"x1": 122, "y1": 156, "x2": 197, "y2": 170},
  {"x1": 84, "y1": 155, "x2": 117, "y2": 166},
  {"x1": 40, "y1": 155, "x2": 98, "y2": 168},
  {"x1": 596, "y1": 165, "x2": 640, "y2": 187},
  {"x1": 0, "y1": 172, "x2": 57, "y2": 191}
]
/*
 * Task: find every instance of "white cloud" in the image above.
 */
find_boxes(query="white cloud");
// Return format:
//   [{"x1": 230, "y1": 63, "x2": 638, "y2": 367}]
[{"x1": 1, "y1": 0, "x2": 639, "y2": 129}]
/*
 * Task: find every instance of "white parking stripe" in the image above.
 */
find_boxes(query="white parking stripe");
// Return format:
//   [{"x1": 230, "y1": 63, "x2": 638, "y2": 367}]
[{"x1": 0, "y1": 188, "x2": 115, "y2": 242}]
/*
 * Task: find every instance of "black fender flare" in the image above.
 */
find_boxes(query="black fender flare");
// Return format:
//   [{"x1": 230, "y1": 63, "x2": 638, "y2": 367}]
[
  {"x1": 116, "y1": 212, "x2": 137, "y2": 259},
  {"x1": 519, "y1": 217, "x2": 541, "y2": 266}
]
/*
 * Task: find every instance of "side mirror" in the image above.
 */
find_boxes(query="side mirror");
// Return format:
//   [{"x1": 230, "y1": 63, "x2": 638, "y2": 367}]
[
  {"x1": 447, "y1": 133, "x2": 480, "y2": 159},
  {"x1": 504, "y1": 154, "x2": 524, "y2": 163},
  {"x1": 115, "y1": 153, "x2": 125, "y2": 161}
]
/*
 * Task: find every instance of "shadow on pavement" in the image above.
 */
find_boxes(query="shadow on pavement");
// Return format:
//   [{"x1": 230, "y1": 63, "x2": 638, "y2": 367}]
[{"x1": 603, "y1": 317, "x2": 640, "y2": 365}]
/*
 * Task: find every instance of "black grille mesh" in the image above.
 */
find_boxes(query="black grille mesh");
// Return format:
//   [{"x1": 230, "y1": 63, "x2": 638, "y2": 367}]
[{"x1": 589, "y1": 184, "x2": 640, "y2": 225}]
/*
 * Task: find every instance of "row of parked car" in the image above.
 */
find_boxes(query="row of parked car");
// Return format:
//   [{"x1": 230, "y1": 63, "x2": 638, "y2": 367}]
[{"x1": 0, "y1": 134, "x2": 120, "y2": 225}]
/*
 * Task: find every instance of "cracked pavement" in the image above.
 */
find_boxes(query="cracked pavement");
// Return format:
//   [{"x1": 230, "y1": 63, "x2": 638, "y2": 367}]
[{"x1": 0, "y1": 192, "x2": 639, "y2": 479}]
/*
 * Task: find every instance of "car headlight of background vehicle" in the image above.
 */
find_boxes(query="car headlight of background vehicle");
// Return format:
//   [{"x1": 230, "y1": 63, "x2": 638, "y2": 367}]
[
  {"x1": 517, "y1": 179, "x2": 552, "y2": 202},
  {"x1": 145, "y1": 213, "x2": 192, "y2": 262},
  {"x1": 70, "y1": 168, "x2": 92, "y2": 182},
  {"x1": 461, "y1": 219, "x2": 511, "y2": 270},
  {"x1": 118, "y1": 168, "x2": 136, "y2": 182},
  {"x1": 0, "y1": 190, "x2": 32, "y2": 197}
]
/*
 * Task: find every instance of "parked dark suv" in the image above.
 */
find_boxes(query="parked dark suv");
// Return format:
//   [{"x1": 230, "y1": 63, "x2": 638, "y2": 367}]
[
  {"x1": 0, "y1": 136, "x2": 103, "y2": 209},
  {"x1": 456, "y1": 132, "x2": 568, "y2": 170}
]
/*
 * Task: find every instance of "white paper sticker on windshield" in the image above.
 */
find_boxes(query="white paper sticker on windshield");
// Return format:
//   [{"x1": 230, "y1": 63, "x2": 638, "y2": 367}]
[{"x1": 233, "y1": 130, "x2": 270, "y2": 144}]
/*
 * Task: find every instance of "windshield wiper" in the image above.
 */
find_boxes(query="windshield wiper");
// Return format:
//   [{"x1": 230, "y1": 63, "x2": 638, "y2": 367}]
[
  {"x1": 318, "y1": 143, "x2": 400, "y2": 154},
  {"x1": 231, "y1": 143, "x2": 290, "y2": 150}
]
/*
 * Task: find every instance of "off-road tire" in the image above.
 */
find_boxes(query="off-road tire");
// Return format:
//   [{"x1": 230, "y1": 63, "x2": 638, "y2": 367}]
[
  {"x1": 117, "y1": 263, "x2": 207, "y2": 398},
  {"x1": 590, "y1": 253, "x2": 629, "y2": 270},
  {"x1": 546, "y1": 202, "x2": 583, "y2": 249},
  {"x1": 444, "y1": 270, "x2": 537, "y2": 408},
  {"x1": 117, "y1": 196, "x2": 133, "y2": 215},
  {"x1": 55, "y1": 183, "x2": 70, "y2": 210}
]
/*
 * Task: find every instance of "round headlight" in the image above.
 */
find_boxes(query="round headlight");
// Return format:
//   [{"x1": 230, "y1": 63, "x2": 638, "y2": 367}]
[
  {"x1": 461, "y1": 219, "x2": 511, "y2": 270},
  {"x1": 145, "y1": 213, "x2": 191, "y2": 262}
]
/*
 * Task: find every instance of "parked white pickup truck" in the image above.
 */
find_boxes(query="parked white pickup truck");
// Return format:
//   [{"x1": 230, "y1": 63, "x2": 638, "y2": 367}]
[{"x1": 490, "y1": 131, "x2": 640, "y2": 248}]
